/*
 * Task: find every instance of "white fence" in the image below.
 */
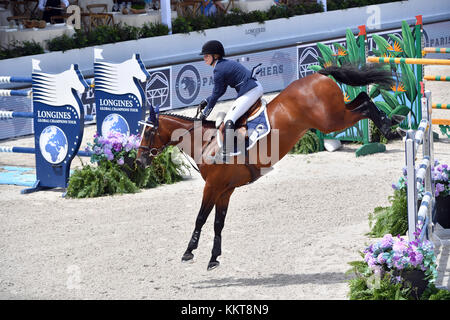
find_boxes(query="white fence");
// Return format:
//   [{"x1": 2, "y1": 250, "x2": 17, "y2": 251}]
[{"x1": 405, "y1": 90, "x2": 435, "y2": 241}]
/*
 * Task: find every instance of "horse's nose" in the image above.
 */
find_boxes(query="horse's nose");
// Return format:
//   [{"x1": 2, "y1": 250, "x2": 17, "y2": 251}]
[
  {"x1": 136, "y1": 154, "x2": 151, "y2": 169},
  {"x1": 136, "y1": 157, "x2": 145, "y2": 169}
]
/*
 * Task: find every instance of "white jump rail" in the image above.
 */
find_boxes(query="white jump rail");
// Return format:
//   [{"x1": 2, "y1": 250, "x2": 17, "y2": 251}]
[{"x1": 405, "y1": 90, "x2": 435, "y2": 241}]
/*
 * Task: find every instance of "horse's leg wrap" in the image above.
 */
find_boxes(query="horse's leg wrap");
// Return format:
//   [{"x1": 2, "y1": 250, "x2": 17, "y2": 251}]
[
  {"x1": 351, "y1": 100, "x2": 396, "y2": 136},
  {"x1": 182, "y1": 187, "x2": 215, "y2": 262},
  {"x1": 188, "y1": 229, "x2": 201, "y2": 251},
  {"x1": 211, "y1": 234, "x2": 221, "y2": 260},
  {"x1": 207, "y1": 189, "x2": 234, "y2": 270},
  {"x1": 182, "y1": 230, "x2": 200, "y2": 262}
]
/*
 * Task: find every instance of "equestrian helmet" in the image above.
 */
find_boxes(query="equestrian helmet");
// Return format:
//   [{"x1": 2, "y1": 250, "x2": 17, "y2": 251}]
[{"x1": 200, "y1": 40, "x2": 225, "y2": 57}]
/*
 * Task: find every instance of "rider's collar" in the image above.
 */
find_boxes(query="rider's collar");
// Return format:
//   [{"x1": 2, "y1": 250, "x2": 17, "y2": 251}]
[{"x1": 213, "y1": 58, "x2": 224, "y2": 69}]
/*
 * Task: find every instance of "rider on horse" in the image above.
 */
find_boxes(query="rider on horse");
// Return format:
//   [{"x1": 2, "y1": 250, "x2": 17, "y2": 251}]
[{"x1": 198, "y1": 40, "x2": 264, "y2": 162}]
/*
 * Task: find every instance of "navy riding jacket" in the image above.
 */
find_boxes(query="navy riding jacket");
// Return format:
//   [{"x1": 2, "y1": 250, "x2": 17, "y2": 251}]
[{"x1": 203, "y1": 58, "x2": 258, "y2": 116}]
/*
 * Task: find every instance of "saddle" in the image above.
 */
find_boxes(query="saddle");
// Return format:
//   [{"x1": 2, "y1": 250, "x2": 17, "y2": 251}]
[{"x1": 203, "y1": 98, "x2": 269, "y2": 159}]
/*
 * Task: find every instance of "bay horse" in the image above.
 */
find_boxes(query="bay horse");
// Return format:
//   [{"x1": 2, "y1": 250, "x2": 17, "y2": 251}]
[{"x1": 137, "y1": 64, "x2": 401, "y2": 270}]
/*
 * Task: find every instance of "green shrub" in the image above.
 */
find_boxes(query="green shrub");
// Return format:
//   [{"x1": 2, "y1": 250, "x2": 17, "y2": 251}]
[
  {"x1": 46, "y1": 23, "x2": 169, "y2": 52},
  {"x1": 66, "y1": 160, "x2": 140, "y2": 198},
  {"x1": 347, "y1": 253, "x2": 450, "y2": 300},
  {"x1": 290, "y1": 129, "x2": 320, "y2": 154},
  {"x1": 421, "y1": 285, "x2": 450, "y2": 300},
  {"x1": 0, "y1": 40, "x2": 44, "y2": 60},
  {"x1": 367, "y1": 188, "x2": 408, "y2": 237},
  {"x1": 140, "y1": 22, "x2": 170, "y2": 38},
  {"x1": 47, "y1": 34, "x2": 76, "y2": 52},
  {"x1": 66, "y1": 146, "x2": 189, "y2": 198}
]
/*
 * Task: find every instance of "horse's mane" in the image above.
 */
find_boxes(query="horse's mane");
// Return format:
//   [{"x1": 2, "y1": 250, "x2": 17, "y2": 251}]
[{"x1": 161, "y1": 113, "x2": 216, "y2": 127}]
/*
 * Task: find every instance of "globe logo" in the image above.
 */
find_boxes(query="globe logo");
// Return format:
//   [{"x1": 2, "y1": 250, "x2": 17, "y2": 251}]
[
  {"x1": 39, "y1": 126, "x2": 68, "y2": 164},
  {"x1": 101, "y1": 113, "x2": 130, "y2": 137}
]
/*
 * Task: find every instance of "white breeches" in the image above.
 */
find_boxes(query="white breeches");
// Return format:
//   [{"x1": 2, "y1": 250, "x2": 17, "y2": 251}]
[{"x1": 224, "y1": 81, "x2": 264, "y2": 123}]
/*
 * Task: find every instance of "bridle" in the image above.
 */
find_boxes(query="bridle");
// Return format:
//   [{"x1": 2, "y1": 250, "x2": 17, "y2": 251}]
[{"x1": 138, "y1": 119, "x2": 197, "y2": 159}]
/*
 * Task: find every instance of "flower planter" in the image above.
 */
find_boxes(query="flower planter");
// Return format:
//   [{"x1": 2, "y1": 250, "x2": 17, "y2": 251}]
[
  {"x1": 393, "y1": 269, "x2": 428, "y2": 299},
  {"x1": 435, "y1": 196, "x2": 450, "y2": 228}
]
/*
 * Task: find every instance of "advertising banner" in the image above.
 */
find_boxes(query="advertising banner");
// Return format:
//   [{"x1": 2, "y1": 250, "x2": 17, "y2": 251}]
[{"x1": 32, "y1": 64, "x2": 88, "y2": 190}]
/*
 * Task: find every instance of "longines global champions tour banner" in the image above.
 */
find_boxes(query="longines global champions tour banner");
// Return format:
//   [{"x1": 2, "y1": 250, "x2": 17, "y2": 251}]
[
  {"x1": 32, "y1": 61, "x2": 89, "y2": 191},
  {"x1": 94, "y1": 50, "x2": 150, "y2": 138}
]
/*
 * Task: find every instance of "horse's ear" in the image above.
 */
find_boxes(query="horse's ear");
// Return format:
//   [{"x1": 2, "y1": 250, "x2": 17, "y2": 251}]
[
  {"x1": 154, "y1": 105, "x2": 160, "y2": 126},
  {"x1": 149, "y1": 104, "x2": 157, "y2": 125}
]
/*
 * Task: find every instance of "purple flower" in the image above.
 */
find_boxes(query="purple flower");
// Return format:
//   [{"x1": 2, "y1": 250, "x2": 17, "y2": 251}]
[
  {"x1": 393, "y1": 276, "x2": 403, "y2": 284},
  {"x1": 98, "y1": 136, "x2": 106, "y2": 145},
  {"x1": 367, "y1": 256, "x2": 377, "y2": 268},
  {"x1": 93, "y1": 146, "x2": 102, "y2": 155},
  {"x1": 117, "y1": 157, "x2": 124, "y2": 166},
  {"x1": 125, "y1": 143, "x2": 133, "y2": 152},
  {"x1": 113, "y1": 142, "x2": 122, "y2": 152},
  {"x1": 410, "y1": 251, "x2": 423, "y2": 267},
  {"x1": 104, "y1": 147, "x2": 114, "y2": 161},
  {"x1": 377, "y1": 253, "x2": 386, "y2": 264},
  {"x1": 393, "y1": 240, "x2": 408, "y2": 255},
  {"x1": 402, "y1": 167, "x2": 407, "y2": 177},
  {"x1": 435, "y1": 183, "x2": 445, "y2": 197},
  {"x1": 381, "y1": 234, "x2": 393, "y2": 249}
]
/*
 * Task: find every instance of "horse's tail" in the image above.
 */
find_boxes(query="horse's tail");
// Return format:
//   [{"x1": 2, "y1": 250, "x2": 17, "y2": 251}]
[{"x1": 317, "y1": 63, "x2": 394, "y2": 88}]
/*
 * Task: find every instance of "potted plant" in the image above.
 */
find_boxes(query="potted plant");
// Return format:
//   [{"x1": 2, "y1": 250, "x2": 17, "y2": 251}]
[
  {"x1": 395, "y1": 159, "x2": 450, "y2": 228},
  {"x1": 432, "y1": 161, "x2": 450, "y2": 228},
  {"x1": 369, "y1": 159, "x2": 450, "y2": 237},
  {"x1": 348, "y1": 222, "x2": 440, "y2": 300},
  {"x1": 86, "y1": 131, "x2": 142, "y2": 179},
  {"x1": 66, "y1": 131, "x2": 189, "y2": 198}
]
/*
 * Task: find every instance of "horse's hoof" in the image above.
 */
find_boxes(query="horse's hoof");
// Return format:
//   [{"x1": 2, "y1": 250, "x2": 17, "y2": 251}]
[
  {"x1": 181, "y1": 252, "x2": 194, "y2": 262},
  {"x1": 391, "y1": 114, "x2": 406, "y2": 125},
  {"x1": 396, "y1": 127, "x2": 407, "y2": 138},
  {"x1": 207, "y1": 261, "x2": 220, "y2": 271}
]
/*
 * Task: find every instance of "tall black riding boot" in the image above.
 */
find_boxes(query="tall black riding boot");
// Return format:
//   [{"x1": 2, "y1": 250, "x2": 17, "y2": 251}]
[
  {"x1": 221, "y1": 120, "x2": 235, "y2": 163},
  {"x1": 351, "y1": 100, "x2": 404, "y2": 137}
]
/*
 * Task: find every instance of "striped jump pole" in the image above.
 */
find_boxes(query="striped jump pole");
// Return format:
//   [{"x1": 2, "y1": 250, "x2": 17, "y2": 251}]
[
  {"x1": 432, "y1": 119, "x2": 450, "y2": 126},
  {"x1": 0, "y1": 146, "x2": 93, "y2": 158},
  {"x1": 0, "y1": 76, "x2": 32, "y2": 84},
  {"x1": 423, "y1": 47, "x2": 450, "y2": 54},
  {"x1": 0, "y1": 110, "x2": 95, "y2": 121},
  {"x1": 0, "y1": 89, "x2": 32, "y2": 97},
  {"x1": 367, "y1": 56, "x2": 450, "y2": 66},
  {"x1": 0, "y1": 76, "x2": 94, "y2": 87},
  {"x1": 424, "y1": 75, "x2": 450, "y2": 82},
  {"x1": 432, "y1": 103, "x2": 449, "y2": 109}
]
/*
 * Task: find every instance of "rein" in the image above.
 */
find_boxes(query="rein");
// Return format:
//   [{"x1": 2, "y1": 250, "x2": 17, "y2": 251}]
[{"x1": 138, "y1": 120, "x2": 201, "y2": 173}]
